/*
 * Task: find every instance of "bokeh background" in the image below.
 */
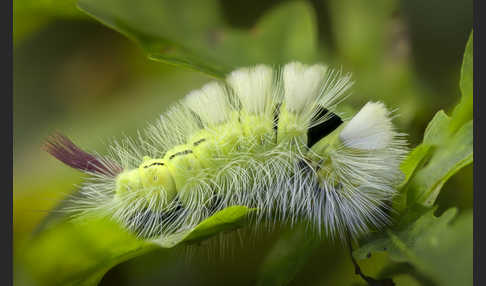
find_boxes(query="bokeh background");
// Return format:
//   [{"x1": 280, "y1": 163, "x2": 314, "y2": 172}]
[{"x1": 13, "y1": 0, "x2": 472, "y2": 285}]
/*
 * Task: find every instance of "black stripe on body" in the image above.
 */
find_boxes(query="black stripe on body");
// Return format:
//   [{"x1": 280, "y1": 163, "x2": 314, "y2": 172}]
[
  {"x1": 307, "y1": 107, "x2": 343, "y2": 147},
  {"x1": 144, "y1": 162, "x2": 165, "y2": 168},
  {"x1": 193, "y1": 138, "x2": 207, "y2": 146},
  {"x1": 169, "y1": 149, "x2": 193, "y2": 160},
  {"x1": 273, "y1": 103, "x2": 282, "y2": 132}
]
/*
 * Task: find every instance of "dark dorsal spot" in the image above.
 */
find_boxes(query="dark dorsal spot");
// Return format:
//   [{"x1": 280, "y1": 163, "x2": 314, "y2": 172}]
[
  {"x1": 144, "y1": 162, "x2": 164, "y2": 168},
  {"x1": 193, "y1": 138, "x2": 207, "y2": 146},
  {"x1": 273, "y1": 103, "x2": 282, "y2": 132},
  {"x1": 169, "y1": 149, "x2": 193, "y2": 160},
  {"x1": 307, "y1": 107, "x2": 343, "y2": 148}
]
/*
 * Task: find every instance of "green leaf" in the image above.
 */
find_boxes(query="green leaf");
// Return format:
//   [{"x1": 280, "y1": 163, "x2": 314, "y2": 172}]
[
  {"x1": 354, "y1": 208, "x2": 472, "y2": 286},
  {"x1": 403, "y1": 30, "x2": 473, "y2": 205},
  {"x1": 398, "y1": 144, "x2": 433, "y2": 190},
  {"x1": 154, "y1": 205, "x2": 254, "y2": 247},
  {"x1": 19, "y1": 218, "x2": 154, "y2": 285},
  {"x1": 256, "y1": 225, "x2": 321, "y2": 286},
  {"x1": 394, "y1": 143, "x2": 433, "y2": 213},
  {"x1": 408, "y1": 120, "x2": 473, "y2": 206},
  {"x1": 422, "y1": 110, "x2": 451, "y2": 145},
  {"x1": 20, "y1": 206, "x2": 252, "y2": 285},
  {"x1": 450, "y1": 31, "x2": 473, "y2": 134},
  {"x1": 355, "y1": 33, "x2": 474, "y2": 285},
  {"x1": 397, "y1": 108, "x2": 472, "y2": 208},
  {"x1": 77, "y1": 0, "x2": 319, "y2": 77}
]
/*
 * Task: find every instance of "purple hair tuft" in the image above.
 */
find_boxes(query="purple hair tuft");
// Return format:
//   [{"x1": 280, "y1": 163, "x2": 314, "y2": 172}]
[{"x1": 43, "y1": 132, "x2": 122, "y2": 177}]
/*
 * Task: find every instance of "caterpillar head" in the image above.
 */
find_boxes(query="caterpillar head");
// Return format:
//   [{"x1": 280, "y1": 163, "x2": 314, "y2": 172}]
[{"x1": 114, "y1": 156, "x2": 177, "y2": 209}]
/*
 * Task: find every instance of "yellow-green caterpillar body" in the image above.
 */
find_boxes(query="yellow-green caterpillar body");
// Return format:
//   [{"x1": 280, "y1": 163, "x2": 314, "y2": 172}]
[{"x1": 45, "y1": 62, "x2": 407, "y2": 240}]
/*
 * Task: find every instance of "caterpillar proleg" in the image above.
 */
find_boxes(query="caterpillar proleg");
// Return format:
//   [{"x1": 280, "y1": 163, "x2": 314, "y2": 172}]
[{"x1": 44, "y1": 62, "x2": 407, "y2": 241}]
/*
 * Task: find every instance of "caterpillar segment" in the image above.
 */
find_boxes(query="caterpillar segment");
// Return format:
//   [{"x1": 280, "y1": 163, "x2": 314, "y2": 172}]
[{"x1": 45, "y1": 62, "x2": 407, "y2": 241}]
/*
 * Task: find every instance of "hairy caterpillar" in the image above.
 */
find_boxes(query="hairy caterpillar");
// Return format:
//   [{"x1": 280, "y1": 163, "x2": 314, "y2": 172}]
[{"x1": 44, "y1": 62, "x2": 407, "y2": 241}]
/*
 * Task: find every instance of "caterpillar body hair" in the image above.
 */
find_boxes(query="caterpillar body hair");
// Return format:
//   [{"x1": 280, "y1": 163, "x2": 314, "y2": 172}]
[{"x1": 44, "y1": 62, "x2": 408, "y2": 242}]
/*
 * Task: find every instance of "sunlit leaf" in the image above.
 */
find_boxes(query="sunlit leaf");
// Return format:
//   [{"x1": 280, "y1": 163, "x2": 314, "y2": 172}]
[
  {"x1": 396, "y1": 110, "x2": 472, "y2": 209},
  {"x1": 422, "y1": 110, "x2": 451, "y2": 145},
  {"x1": 398, "y1": 144, "x2": 433, "y2": 190},
  {"x1": 20, "y1": 218, "x2": 153, "y2": 285},
  {"x1": 357, "y1": 33, "x2": 474, "y2": 285},
  {"x1": 450, "y1": 32, "x2": 473, "y2": 134},
  {"x1": 20, "y1": 205, "x2": 252, "y2": 285},
  {"x1": 403, "y1": 32, "x2": 473, "y2": 206},
  {"x1": 155, "y1": 206, "x2": 254, "y2": 247},
  {"x1": 408, "y1": 120, "x2": 473, "y2": 206}
]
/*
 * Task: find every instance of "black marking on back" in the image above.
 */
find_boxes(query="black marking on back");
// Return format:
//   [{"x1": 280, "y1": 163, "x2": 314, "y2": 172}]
[
  {"x1": 193, "y1": 138, "x2": 207, "y2": 146},
  {"x1": 307, "y1": 107, "x2": 343, "y2": 147},
  {"x1": 144, "y1": 162, "x2": 165, "y2": 168},
  {"x1": 169, "y1": 149, "x2": 193, "y2": 160},
  {"x1": 273, "y1": 103, "x2": 282, "y2": 132}
]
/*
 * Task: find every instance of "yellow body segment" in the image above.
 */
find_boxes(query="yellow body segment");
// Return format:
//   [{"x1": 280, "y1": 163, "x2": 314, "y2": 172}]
[
  {"x1": 240, "y1": 113, "x2": 275, "y2": 150},
  {"x1": 276, "y1": 106, "x2": 307, "y2": 145},
  {"x1": 114, "y1": 109, "x2": 312, "y2": 210},
  {"x1": 163, "y1": 144, "x2": 202, "y2": 191},
  {"x1": 213, "y1": 113, "x2": 245, "y2": 154},
  {"x1": 188, "y1": 113, "x2": 244, "y2": 168},
  {"x1": 138, "y1": 157, "x2": 177, "y2": 198},
  {"x1": 115, "y1": 169, "x2": 143, "y2": 199},
  {"x1": 114, "y1": 157, "x2": 177, "y2": 209}
]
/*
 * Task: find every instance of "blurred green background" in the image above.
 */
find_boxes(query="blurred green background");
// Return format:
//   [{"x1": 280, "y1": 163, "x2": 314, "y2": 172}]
[{"x1": 13, "y1": 0, "x2": 472, "y2": 285}]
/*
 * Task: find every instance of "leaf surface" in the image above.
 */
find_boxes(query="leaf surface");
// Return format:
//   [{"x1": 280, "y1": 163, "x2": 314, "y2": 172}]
[
  {"x1": 354, "y1": 208, "x2": 472, "y2": 286},
  {"x1": 20, "y1": 206, "x2": 253, "y2": 285},
  {"x1": 77, "y1": 0, "x2": 319, "y2": 77}
]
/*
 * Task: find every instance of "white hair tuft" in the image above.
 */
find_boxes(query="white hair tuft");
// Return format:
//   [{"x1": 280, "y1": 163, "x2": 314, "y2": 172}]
[
  {"x1": 226, "y1": 65, "x2": 274, "y2": 114},
  {"x1": 283, "y1": 62, "x2": 328, "y2": 113},
  {"x1": 339, "y1": 102, "x2": 394, "y2": 150},
  {"x1": 183, "y1": 82, "x2": 230, "y2": 125}
]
